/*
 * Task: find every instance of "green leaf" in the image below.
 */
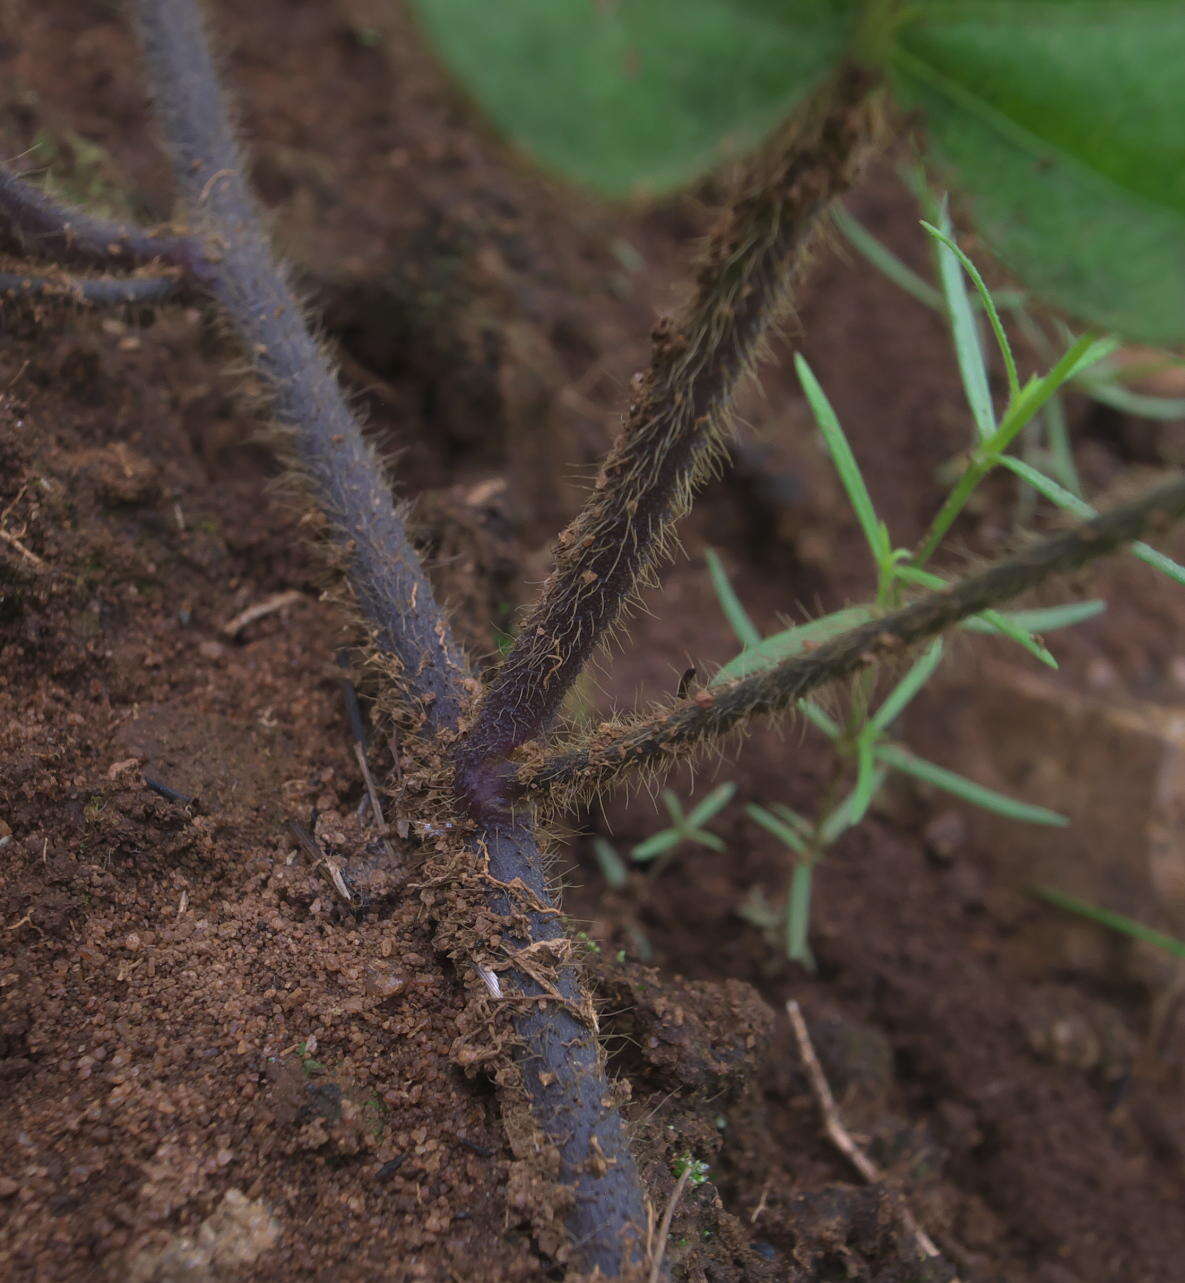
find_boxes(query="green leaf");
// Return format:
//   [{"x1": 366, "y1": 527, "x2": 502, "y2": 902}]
[
  {"x1": 890, "y1": 4, "x2": 1185, "y2": 344},
  {"x1": 747, "y1": 803, "x2": 810, "y2": 856},
  {"x1": 660, "y1": 789, "x2": 686, "y2": 827},
  {"x1": 771, "y1": 802, "x2": 812, "y2": 832},
  {"x1": 796, "y1": 355, "x2": 889, "y2": 564},
  {"x1": 631, "y1": 830, "x2": 681, "y2": 862},
  {"x1": 833, "y1": 205, "x2": 945, "y2": 311},
  {"x1": 962, "y1": 600, "x2": 1106, "y2": 635},
  {"x1": 592, "y1": 837, "x2": 628, "y2": 890},
  {"x1": 712, "y1": 606, "x2": 875, "y2": 686},
  {"x1": 687, "y1": 781, "x2": 738, "y2": 827},
  {"x1": 1032, "y1": 886, "x2": 1185, "y2": 960},
  {"x1": 924, "y1": 209, "x2": 998, "y2": 438},
  {"x1": 1000, "y1": 456, "x2": 1185, "y2": 587},
  {"x1": 868, "y1": 639, "x2": 944, "y2": 735},
  {"x1": 799, "y1": 699, "x2": 842, "y2": 741},
  {"x1": 922, "y1": 216, "x2": 1019, "y2": 403},
  {"x1": 705, "y1": 549, "x2": 761, "y2": 649},
  {"x1": 878, "y1": 743, "x2": 1067, "y2": 826},
  {"x1": 408, "y1": 0, "x2": 860, "y2": 198},
  {"x1": 786, "y1": 860, "x2": 816, "y2": 970},
  {"x1": 817, "y1": 760, "x2": 887, "y2": 845}
]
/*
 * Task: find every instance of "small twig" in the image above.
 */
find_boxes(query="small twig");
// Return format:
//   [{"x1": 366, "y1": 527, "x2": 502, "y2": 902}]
[
  {"x1": 0, "y1": 269, "x2": 182, "y2": 307},
  {"x1": 517, "y1": 474, "x2": 1185, "y2": 800},
  {"x1": 221, "y1": 588, "x2": 304, "y2": 637},
  {"x1": 286, "y1": 818, "x2": 354, "y2": 904},
  {"x1": 144, "y1": 774, "x2": 196, "y2": 806},
  {"x1": 647, "y1": 1166, "x2": 694, "y2": 1283},
  {"x1": 787, "y1": 1000, "x2": 945, "y2": 1265}
]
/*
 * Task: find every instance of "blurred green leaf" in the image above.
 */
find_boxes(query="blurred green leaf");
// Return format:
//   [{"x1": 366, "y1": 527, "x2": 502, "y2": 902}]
[
  {"x1": 1033, "y1": 885, "x2": 1185, "y2": 959},
  {"x1": 747, "y1": 803, "x2": 810, "y2": 856},
  {"x1": 408, "y1": 0, "x2": 859, "y2": 197},
  {"x1": 712, "y1": 605, "x2": 875, "y2": 686},
  {"x1": 796, "y1": 354, "x2": 890, "y2": 564},
  {"x1": 705, "y1": 548, "x2": 762, "y2": 649},
  {"x1": 687, "y1": 781, "x2": 738, "y2": 827},
  {"x1": 868, "y1": 639, "x2": 944, "y2": 735},
  {"x1": 891, "y1": 3, "x2": 1185, "y2": 344},
  {"x1": 592, "y1": 837, "x2": 629, "y2": 889},
  {"x1": 878, "y1": 743, "x2": 1067, "y2": 826}
]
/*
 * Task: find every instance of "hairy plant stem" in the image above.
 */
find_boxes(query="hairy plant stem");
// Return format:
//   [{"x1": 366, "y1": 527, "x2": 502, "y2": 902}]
[
  {"x1": 0, "y1": 162, "x2": 206, "y2": 278},
  {"x1": 455, "y1": 66, "x2": 881, "y2": 815},
  {"x1": 132, "y1": 0, "x2": 465, "y2": 730},
  {"x1": 517, "y1": 474, "x2": 1185, "y2": 800},
  {"x1": 130, "y1": 2, "x2": 648, "y2": 1273},
  {"x1": 0, "y1": 269, "x2": 182, "y2": 306}
]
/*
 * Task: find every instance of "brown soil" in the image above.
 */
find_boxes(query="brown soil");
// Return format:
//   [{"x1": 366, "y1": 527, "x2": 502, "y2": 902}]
[{"x1": 2, "y1": 3, "x2": 1183, "y2": 1281}]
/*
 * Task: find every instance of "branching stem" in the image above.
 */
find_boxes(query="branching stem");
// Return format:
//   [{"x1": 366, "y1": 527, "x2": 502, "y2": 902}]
[
  {"x1": 517, "y1": 475, "x2": 1185, "y2": 800},
  {"x1": 455, "y1": 66, "x2": 881, "y2": 814},
  {"x1": 0, "y1": 162, "x2": 206, "y2": 278}
]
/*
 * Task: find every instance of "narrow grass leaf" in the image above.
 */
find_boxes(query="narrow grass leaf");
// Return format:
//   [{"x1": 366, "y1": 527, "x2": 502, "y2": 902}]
[
  {"x1": 691, "y1": 830, "x2": 726, "y2": 854},
  {"x1": 712, "y1": 606, "x2": 875, "y2": 685},
  {"x1": 833, "y1": 205, "x2": 944, "y2": 311},
  {"x1": 922, "y1": 217, "x2": 1018, "y2": 400},
  {"x1": 786, "y1": 861, "x2": 816, "y2": 970},
  {"x1": 772, "y1": 802, "x2": 812, "y2": 833},
  {"x1": 631, "y1": 830, "x2": 681, "y2": 862},
  {"x1": 687, "y1": 780, "x2": 738, "y2": 827},
  {"x1": 878, "y1": 743, "x2": 1067, "y2": 826},
  {"x1": 592, "y1": 837, "x2": 628, "y2": 890},
  {"x1": 747, "y1": 803, "x2": 810, "y2": 857},
  {"x1": 818, "y1": 763, "x2": 888, "y2": 846},
  {"x1": 1033, "y1": 886, "x2": 1185, "y2": 960},
  {"x1": 963, "y1": 608, "x2": 1057, "y2": 668},
  {"x1": 705, "y1": 548, "x2": 761, "y2": 648},
  {"x1": 799, "y1": 699, "x2": 842, "y2": 741},
  {"x1": 795, "y1": 354, "x2": 889, "y2": 563},
  {"x1": 1001, "y1": 456, "x2": 1185, "y2": 587},
  {"x1": 927, "y1": 206, "x2": 995, "y2": 440},
  {"x1": 1077, "y1": 378, "x2": 1185, "y2": 422},
  {"x1": 967, "y1": 601, "x2": 1106, "y2": 633},
  {"x1": 660, "y1": 789, "x2": 685, "y2": 827},
  {"x1": 869, "y1": 639, "x2": 944, "y2": 735}
]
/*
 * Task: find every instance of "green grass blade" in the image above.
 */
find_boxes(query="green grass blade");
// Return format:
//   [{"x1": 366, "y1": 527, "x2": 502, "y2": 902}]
[
  {"x1": 795, "y1": 354, "x2": 889, "y2": 564},
  {"x1": 592, "y1": 837, "x2": 628, "y2": 890},
  {"x1": 818, "y1": 761, "x2": 887, "y2": 846},
  {"x1": 747, "y1": 803, "x2": 810, "y2": 857},
  {"x1": 869, "y1": 639, "x2": 944, "y2": 735},
  {"x1": 704, "y1": 548, "x2": 761, "y2": 649},
  {"x1": 925, "y1": 206, "x2": 996, "y2": 439},
  {"x1": 772, "y1": 802, "x2": 812, "y2": 832},
  {"x1": 687, "y1": 780, "x2": 738, "y2": 827},
  {"x1": 965, "y1": 601, "x2": 1106, "y2": 634},
  {"x1": 922, "y1": 217, "x2": 1018, "y2": 402},
  {"x1": 878, "y1": 744, "x2": 1067, "y2": 826},
  {"x1": 786, "y1": 861, "x2": 815, "y2": 970},
  {"x1": 631, "y1": 830, "x2": 681, "y2": 862},
  {"x1": 711, "y1": 606, "x2": 875, "y2": 686},
  {"x1": 834, "y1": 205, "x2": 944, "y2": 311},
  {"x1": 690, "y1": 830, "x2": 726, "y2": 854},
  {"x1": 1076, "y1": 377, "x2": 1185, "y2": 422},
  {"x1": 660, "y1": 789, "x2": 685, "y2": 827},
  {"x1": 962, "y1": 608, "x2": 1057, "y2": 668},
  {"x1": 1001, "y1": 457, "x2": 1185, "y2": 587},
  {"x1": 1032, "y1": 886, "x2": 1185, "y2": 960},
  {"x1": 799, "y1": 699, "x2": 842, "y2": 741}
]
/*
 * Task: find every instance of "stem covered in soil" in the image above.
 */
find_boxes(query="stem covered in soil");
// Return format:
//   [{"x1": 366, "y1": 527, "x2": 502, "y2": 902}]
[
  {"x1": 0, "y1": 270, "x2": 183, "y2": 306},
  {"x1": 130, "y1": 1, "x2": 649, "y2": 1273},
  {"x1": 455, "y1": 67, "x2": 881, "y2": 813},
  {"x1": 517, "y1": 474, "x2": 1185, "y2": 800}
]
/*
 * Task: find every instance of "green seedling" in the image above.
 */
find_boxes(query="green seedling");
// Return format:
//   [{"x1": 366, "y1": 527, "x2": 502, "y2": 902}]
[
  {"x1": 1033, "y1": 886, "x2": 1185, "y2": 961},
  {"x1": 631, "y1": 782, "x2": 737, "y2": 870},
  {"x1": 672, "y1": 1154, "x2": 711, "y2": 1187}
]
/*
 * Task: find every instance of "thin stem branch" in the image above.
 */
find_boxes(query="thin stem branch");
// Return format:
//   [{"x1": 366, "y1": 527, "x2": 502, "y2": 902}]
[
  {"x1": 0, "y1": 162, "x2": 205, "y2": 277},
  {"x1": 455, "y1": 67, "x2": 881, "y2": 814},
  {"x1": 517, "y1": 475, "x2": 1185, "y2": 800},
  {"x1": 0, "y1": 269, "x2": 182, "y2": 307},
  {"x1": 132, "y1": 0, "x2": 466, "y2": 732}
]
